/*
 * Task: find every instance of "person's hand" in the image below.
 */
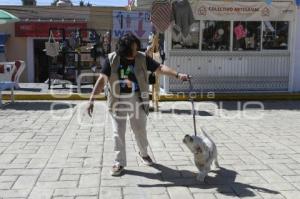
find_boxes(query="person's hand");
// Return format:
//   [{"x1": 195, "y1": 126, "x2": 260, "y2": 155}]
[
  {"x1": 177, "y1": 73, "x2": 190, "y2": 81},
  {"x1": 87, "y1": 102, "x2": 94, "y2": 117}
]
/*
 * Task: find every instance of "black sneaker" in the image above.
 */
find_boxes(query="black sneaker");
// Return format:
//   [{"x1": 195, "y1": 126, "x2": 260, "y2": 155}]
[
  {"x1": 139, "y1": 152, "x2": 154, "y2": 166},
  {"x1": 110, "y1": 165, "x2": 124, "y2": 176}
]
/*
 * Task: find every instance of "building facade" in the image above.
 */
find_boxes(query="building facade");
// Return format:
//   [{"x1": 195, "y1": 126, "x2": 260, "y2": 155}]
[
  {"x1": 0, "y1": 5, "x2": 124, "y2": 83},
  {"x1": 1, "y1": 1, "x2": 300, "y2": 93},
  {"x1": 137, "y1": 0, "x2": 300, "y2": 92},
  {"x1": 291, "y1": 2, "x2": 300, "y2": 91}
]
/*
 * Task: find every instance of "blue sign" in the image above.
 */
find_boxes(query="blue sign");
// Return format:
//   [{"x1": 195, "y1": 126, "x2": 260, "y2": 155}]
[
  {"x1": 113, "y1": 10, "x2": 152, "y2": 40},
  {"x1": 0, "y1": 33, "x2": 10, "y2": 54},
  {"x1": 296, "y1": 0, "x2": 300, "y2": 6}
]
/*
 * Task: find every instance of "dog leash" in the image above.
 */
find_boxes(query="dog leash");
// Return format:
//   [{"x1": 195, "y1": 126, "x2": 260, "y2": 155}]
[{"x1": 188, "y1": 77, "x2": 197, "y2": 136}]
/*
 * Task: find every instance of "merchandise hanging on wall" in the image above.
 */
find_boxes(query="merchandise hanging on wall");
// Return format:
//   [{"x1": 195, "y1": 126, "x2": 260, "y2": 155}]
[
  {"x1": 234, "y1": 23, "x2": 247, "y2": 40},
  {"x1": 151, "y1": 0, "x2": 172, "y2": 33},
  {"x1": 172, "y1": 0, "x2": 195, "y2": 37},
  {"x1": 201, "y1": 21, "x2": 230, "y2": 51},
  {"x1": 45, "y1": 31, "x2": 60, "y2": 57},
  {"x1": 170, "y1": 0, "x2": 197, "y2": 49},
  {"x1": 262, "y1": 21, "x2": 289, "y2": 50},
  {"x1": 45, "y1": 28, "x2": 112, "y2": 89}
]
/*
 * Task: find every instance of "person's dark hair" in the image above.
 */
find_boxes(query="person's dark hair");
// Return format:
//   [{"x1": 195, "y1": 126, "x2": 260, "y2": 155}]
[{"x1": 116, "y1": 32, "x2": 141, "y2": 57}]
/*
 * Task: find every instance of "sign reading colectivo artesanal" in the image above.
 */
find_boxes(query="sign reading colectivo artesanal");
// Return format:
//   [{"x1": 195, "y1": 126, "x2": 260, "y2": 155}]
[{"x1": 193, "y1": 1, "x2": 295, "y2": 21}]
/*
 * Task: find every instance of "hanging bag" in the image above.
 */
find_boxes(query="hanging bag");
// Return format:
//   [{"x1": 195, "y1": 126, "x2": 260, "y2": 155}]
[{"x1": 45, "y1": 31, "x2": 60, "y2": 57}]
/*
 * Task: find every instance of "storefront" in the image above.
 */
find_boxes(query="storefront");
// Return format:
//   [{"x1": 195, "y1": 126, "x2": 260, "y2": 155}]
[
  {"x1": 291, "y1": 1, "x2": 300, "y2": 92},
  {"x1": 0, "y1": 5, "x2": 121, "y2": 83},
  {"x1": 159, "y1": 0, "x2": 297, "y2": 92},
  {"x1": 14, "y1": 21, "x2": 88, "y2": 83}
]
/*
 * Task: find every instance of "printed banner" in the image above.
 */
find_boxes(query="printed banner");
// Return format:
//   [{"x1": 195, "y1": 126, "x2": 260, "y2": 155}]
[
  {"x1": 193, "y1": 1, "x2": 295, "y2": 21},
  {"x1": 113, "y1": 10, "x2": 152, "y2": 40}
]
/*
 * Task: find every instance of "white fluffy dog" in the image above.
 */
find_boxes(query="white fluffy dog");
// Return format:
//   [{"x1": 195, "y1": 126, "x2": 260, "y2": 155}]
[{"x1": 183, "y1": 129, "x2": 219, "y2": 182}]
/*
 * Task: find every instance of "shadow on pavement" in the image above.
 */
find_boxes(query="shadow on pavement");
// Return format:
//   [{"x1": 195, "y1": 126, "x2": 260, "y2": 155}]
[
  {"x1": 125, "y1": 164, "x2": 280, "y2": 197},
  {"x1": 1, "y1": 102, "x2": 76, "y2": 111},
  {"x1": 160, "y1": 109, "x2": 213, "y2": 116}
]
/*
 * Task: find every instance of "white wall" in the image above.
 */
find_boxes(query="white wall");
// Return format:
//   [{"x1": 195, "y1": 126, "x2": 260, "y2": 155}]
[{"x1": 292, "y1": 7, "x2": 300, "y2": 92}]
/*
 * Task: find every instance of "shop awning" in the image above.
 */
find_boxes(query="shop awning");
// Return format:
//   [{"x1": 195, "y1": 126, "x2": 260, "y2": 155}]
[
  {"x1": 0, "y1": 33, "x2": 10, "y2": 53},
  {"x1": 0, "y1": 9, "x2": 19, "y2": 24}
]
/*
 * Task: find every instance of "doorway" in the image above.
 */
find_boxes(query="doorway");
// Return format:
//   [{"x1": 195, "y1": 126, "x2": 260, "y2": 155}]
[{"x1": 34, "y1": 39, "x2": 49, "y2": 83}]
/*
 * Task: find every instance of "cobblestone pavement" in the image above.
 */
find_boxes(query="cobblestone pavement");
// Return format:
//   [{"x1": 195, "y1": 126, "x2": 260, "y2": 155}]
[{"x1": 0, "y1": 100, "x2": 300, "y2": 199}]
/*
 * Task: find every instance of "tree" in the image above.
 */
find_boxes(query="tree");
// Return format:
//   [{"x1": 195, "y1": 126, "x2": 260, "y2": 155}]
[
  {"x1": 51, "y1": 0, "x2": 59, "y2": 6},
  {"x1": 21, "y1": 0, "x2": 36, "y2": 6},
  {"x1": 79, "y1": 0, "x2": 92, "y2": 7},
  {"x1": 79, "y1": 0, "x2": 84, "y2": 7}
]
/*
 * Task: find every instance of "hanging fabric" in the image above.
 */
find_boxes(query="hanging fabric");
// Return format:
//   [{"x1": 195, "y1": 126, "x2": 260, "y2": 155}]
[
  {"x1": 263, "y1": 21, "x2": 275, "y2": 32},
  {"x1": 171, "y1": 0, "x2": 195, "y2": 37},
  {"x1": 245, "y1": 35, "x2": 255, "y2": 49},
  {"x1": 151, "y1": 0, "x2": 173, "y2": 33},
  {"x1": 234, "y1": 23, "x2": 247, "y2": 40},
  {"x1": 127, "y1": 0, "x2": 136, "y2": 11}
]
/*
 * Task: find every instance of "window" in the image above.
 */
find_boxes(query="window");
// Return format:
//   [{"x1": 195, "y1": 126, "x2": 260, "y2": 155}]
[
  {"x1": 233, "y1": 21, "x2": 261, "y2": 51},
  {"x1": 169, "y1": 20, "x2": 289, "y2": 52},
  {"x1": 263, "y1": 21, "x2": 289, "y2": 50},
  {"x1": 172, "y1": 22, "x2": 200, "y2": 49},
  {"x1": 202, "y1": 21, "x2": 230, "y2": 51}
]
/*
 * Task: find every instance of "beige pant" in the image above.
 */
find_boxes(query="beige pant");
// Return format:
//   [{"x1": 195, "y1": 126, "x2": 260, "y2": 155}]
[{"x1": 109, "y1": 93, "x2": 148, "y2": 167}]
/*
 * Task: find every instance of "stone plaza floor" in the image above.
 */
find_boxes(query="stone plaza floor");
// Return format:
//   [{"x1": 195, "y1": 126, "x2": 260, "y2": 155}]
[{"x1": 0, "y1": 100, "x2": 300, "y2": 199}]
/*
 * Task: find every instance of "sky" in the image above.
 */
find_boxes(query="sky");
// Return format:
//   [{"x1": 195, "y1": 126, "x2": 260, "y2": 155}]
[{"x1": 0, "y1": 0, "x2": 128, "y2": 6}]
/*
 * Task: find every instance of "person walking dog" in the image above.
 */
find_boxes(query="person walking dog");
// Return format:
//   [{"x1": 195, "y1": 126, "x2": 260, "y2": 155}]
[{"x1": 87, "y1": 32, "x2": 189, "y2": 176}]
